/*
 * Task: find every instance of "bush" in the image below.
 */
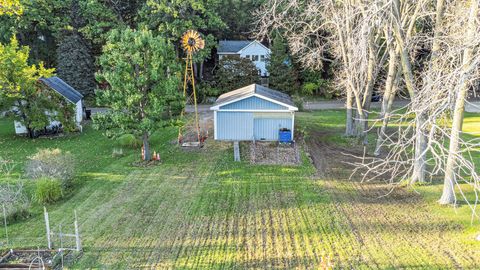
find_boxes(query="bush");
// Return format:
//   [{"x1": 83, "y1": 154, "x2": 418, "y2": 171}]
[
  {"x1": 116, "y1": 134, "x2": 141, "y2": 149},
  {"x1": 292, "y1": 95, "x2": 305, "y2": 111},
  {"x1": 25, "y1": 148, "x2": 75, "y2": 189},
  {"x1": 34, "y1": 178, "x2": 63, "y2": 204},
  {"x1": 0, "y1": 184, "x2": 30, "y2": 221}
]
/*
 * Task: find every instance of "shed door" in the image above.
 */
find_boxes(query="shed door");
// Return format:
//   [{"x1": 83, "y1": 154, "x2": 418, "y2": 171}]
[
  {"x1": 253, "y1": 114, "x2": 292, "y2": 141},
  {"x1": 216, "y1": 112, "x2": 254, "y2": 140}
]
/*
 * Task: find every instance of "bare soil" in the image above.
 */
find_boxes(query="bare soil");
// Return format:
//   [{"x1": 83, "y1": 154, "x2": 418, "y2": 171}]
[{"x1": 249, "y1": 141, "x2": 301, "y2": 165}]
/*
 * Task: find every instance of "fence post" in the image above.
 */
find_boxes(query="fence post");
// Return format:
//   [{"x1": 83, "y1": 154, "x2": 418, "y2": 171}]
[
  {"x1": 44, "y1": 207, "x2": 51, "y2": 249},
  {"x1": 74, "y1": 210, "x2": 82, "y2": 252},
  {"x1": 2, "y1": 204, "x2": 8, "y2": 246}
]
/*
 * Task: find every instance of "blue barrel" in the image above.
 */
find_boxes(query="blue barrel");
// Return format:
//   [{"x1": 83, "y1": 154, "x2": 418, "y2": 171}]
[{"x1": 279, "y1": 129, "x2": 292, "y2": 143}]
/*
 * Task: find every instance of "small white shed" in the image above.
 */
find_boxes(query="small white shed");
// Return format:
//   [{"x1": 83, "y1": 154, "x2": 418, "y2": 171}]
[{"x1": 14, "y1": 77, "x2": 84, "y2": 134}]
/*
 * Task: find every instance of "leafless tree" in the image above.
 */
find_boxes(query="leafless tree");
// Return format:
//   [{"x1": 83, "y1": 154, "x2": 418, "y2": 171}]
[
  {"x1": 354, "y1": 0, "x2": 480, "y2": 209},
  {"x1": 256, "y1": 0, "x2": 387, "y2": 142}
]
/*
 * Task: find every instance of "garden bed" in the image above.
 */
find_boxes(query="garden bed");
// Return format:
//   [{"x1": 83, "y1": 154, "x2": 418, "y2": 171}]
[
  {"x1": 0, "y1": 249, "x2": 54, "y2": 269},
  {"x1": 250, "y1": 141, "x2": 301, "y2": 165}
]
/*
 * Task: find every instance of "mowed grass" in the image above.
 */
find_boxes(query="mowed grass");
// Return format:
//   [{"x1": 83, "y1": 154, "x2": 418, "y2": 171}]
[{"x1": 0, "y1": 111, "x2": 479, "y2": 269}]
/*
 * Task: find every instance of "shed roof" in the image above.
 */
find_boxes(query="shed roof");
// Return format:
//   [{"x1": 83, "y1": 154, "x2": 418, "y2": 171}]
[
  {"x1": 211, "y1": 84, "x2": 297, "y2": 111},
  {"x1": 218, "y1": 40, "x2": 252, "y2": 53},
  {"x1": 40, "y1": 77, "x2": 83, "y2": 104}
]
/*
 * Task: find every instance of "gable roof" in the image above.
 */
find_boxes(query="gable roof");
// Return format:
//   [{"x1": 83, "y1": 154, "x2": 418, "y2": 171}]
[
  {"x1": 210, "y1": 84, "x2": 298, "y2": 111},
  {"x1": 218, "y1": 40, "x2": 252, "y2": 53},
  {"x1": 40, "y1": 77, "x2": 83, "y2": 104}
]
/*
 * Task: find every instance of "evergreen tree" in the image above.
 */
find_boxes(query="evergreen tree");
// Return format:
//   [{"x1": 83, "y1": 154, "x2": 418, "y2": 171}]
[
  {"x1": 56, "y1": 0, "x2": 95, "y2": 97},
  {"x1": 93, "y1": 28, "x2": 182, "y2": 161},
  {"x1": 267, "y1": 34, "x2": 298, "y2": 94},
  {"x1": 56, "y1": 30, "x2": 95, "y2": 97},
  {"x1": 214, "y1": 56, "x2": 260, "y2": 92}
]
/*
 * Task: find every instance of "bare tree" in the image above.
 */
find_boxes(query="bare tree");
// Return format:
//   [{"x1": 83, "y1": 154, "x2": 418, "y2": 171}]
[
  {"x1": 439, "y1": 0, "x2": 479, "y2": 205},
  {"x1": 255, "y1": 0, "x2": 386, "y2": 141}
]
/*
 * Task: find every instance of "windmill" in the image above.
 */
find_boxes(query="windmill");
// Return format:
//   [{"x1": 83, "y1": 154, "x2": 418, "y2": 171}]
[{"x1": 178, "y1": 30, "x2": 205, "y2": 146}]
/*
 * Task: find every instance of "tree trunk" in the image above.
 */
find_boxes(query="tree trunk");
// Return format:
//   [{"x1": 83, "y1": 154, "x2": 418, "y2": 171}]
[
  {"x1": 359, "y1": 35, "x2": 377, "y2": 145},
  {"x1": 345, "y1": 87, "x2": 355, "y2": 136},
  {"x1": 410, "y1": 112, "x2": 428, "y2": 184},
  {"x1": 374, "y1": 51, "x2": 399, "y2": 156},
  {"x1": 439, "y1": 0, "x2": 478, "y2": 205},
  {"x1": 393, "y1": 3, "x2": 428, "y2": 184},
  {"x1": 143, "y1": 133, "x2": 151, "y2": 161},
  {"x1": 199, "y1": 61, "x2": 204, "y2": 80}
]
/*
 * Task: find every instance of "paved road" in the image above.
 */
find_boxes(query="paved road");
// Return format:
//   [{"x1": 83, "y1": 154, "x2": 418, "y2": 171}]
[{"x1": 89, "y1": 99, "x2": 480, "y2": 114}]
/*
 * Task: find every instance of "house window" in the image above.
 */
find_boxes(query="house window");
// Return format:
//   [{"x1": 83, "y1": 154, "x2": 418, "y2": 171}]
[
  {"x1": 260, "y1": 55, "x2": 265, "y2": 62},
  {"x1": 245, "y1": 55, "x2": 251, "y2": 60},
  {"x1": 252, "y1": 55, "x2": 259, "y2": 61}
]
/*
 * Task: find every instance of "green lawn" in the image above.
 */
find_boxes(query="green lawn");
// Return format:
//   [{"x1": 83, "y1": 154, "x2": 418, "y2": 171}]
[{"x1": 0, "y1": 112, "x2": 479, "y2": 269}]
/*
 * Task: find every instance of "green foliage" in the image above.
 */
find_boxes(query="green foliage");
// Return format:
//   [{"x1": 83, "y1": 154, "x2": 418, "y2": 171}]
[
  {"x1": 0, "y1": 0, "x2": 23, "y2": 16},
  {"x1": 214, "y1": 56, "x2": 260, "y2": 92},
  {"x1": 292, "y1": 95, "x2": 304, "y2": 111},
  {"x1": 0, "y1": 37, "x2": 67, "y2": 138},
  {"x1": 116, "y1": 134, "x2": 141, "y2": 149},
  {"x1": 300, "y1": 69, "x2": 337, "y2": 98},
  {"x1": 57, "y1": 30, "x2": 95, "y2": 97},
  {"x1": 93, "y1": 28, "x2": 182, "y2": 160},
  {"x1": 267, "y1": 34, "x2": 299, "y2": 94},
  {"x1": 216, "y1": 0, "x2": 264, "y2": 39},
  {"x1": 34, "y1": 177, "x2": 63, "y2": 204},
  {"x1": 25, "y1": 148, "x2": 76, "y2": 189},
  {"x1": 140, "y1": 0, "x2": 226, "y2": 62}
]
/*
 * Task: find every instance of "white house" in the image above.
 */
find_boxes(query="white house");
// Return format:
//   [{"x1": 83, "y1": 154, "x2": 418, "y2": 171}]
[
  {"x1": 14, "y1": 76, "x2": 84, "y2": 134},
  {"x1": 217, "y1": 40, "x2": 271, "y2": 77}
]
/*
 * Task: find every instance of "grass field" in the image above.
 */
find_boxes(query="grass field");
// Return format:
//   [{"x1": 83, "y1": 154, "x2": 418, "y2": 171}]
[{"x1": 1, "y1": 111, "x2": 480, "y2": 269}]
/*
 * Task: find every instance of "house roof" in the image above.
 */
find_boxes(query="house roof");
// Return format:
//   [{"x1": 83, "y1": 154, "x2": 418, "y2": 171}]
[
  {"x1": 40, "y1": 77, "x2": 83, "y2": 104},
  {"x1": 211, "y1": 84, "x2": 298, "y2": 111},
  {"x1": 218, "y1": 40, "x2": 253, "y2": 53}
]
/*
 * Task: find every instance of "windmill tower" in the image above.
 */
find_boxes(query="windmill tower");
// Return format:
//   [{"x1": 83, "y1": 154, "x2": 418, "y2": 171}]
[{"x1": 178, "y1": 30, "x2": 205, "y2": 145}]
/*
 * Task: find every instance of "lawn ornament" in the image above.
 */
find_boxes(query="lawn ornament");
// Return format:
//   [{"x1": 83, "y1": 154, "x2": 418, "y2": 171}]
[{"x1": 178, "y1": 30, "x2": 204, "y2": 146}]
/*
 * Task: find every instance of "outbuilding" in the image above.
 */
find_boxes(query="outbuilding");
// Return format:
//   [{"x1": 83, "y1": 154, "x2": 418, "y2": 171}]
[
  {"x1": 14, "y1": 76, "x2": 84, "y2": 134},
  {"x1": 210, "y1": 84, "x2": 298, "y2": 142}
]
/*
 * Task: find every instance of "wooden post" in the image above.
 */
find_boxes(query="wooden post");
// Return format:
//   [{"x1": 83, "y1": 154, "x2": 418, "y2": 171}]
[
  {"x1": 2, "y1": 204, "x2": 8, "y2": 246},
  {"x1": 74, "y1": 210, "x2": 82, "y2": 251},
  {"x1": 233, "y1": 141, "x2": 240, "y2": 162},
  {"x1": 44, "y1": 207, "x2": 51, "y2": 249}
]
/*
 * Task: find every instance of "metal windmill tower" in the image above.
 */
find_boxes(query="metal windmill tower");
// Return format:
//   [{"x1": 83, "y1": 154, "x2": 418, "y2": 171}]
[{"x1": 178, "y1": 30, "x2": 205, "y2": 145}]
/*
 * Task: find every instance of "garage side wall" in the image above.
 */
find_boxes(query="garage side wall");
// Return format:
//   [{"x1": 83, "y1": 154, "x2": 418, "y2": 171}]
[{"x1": 216, "y1": 111, "x2": 254, "y2": 140}]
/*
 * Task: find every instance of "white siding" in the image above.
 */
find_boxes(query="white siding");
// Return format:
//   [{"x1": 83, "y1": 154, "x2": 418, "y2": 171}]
[
  {"x1": 75, "y1": 100, "x2": 83, "y2": 124},
  {"x1": 238, "y1": 42, "x2": 270, "y2": 76}
]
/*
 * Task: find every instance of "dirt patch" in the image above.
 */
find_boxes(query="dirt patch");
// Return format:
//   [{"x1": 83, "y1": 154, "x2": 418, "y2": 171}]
[{"x1": 249, "y1": 141, "x2": 301, "y2": 165}]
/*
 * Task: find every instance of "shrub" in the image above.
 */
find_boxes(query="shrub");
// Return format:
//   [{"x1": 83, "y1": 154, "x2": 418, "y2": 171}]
[
  {"x1": 25, "y1": 148, "x2": 75, "y2": 189},
  {"x1": 116, "y1": 134, "x2": 141, "y2": 149},
  {"x1": 0, "y1": 183, "x2": 30, "y2": 221},
  {"x1": 292, "y1": 95, "x2": 305, "y2": 111},
  {"x1": 34, "y1": 178, "x2": 63, "y2": 204}
]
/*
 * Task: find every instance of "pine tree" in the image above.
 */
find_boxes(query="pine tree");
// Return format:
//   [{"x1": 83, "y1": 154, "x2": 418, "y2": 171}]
[
  {"x1": 267, "y1": 34, "x2": 298, "y2": 94},
  {"x1": 56, "y1": 30, "x2": 95, "y2": 97}
]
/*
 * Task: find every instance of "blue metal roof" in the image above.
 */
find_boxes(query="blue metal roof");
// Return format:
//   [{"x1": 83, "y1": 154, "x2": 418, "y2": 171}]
[
  {"x1": 218, "y1": 40, "x2": 252, "y2": 53},
  {"x1": 40, "y1": 77, "x2": 83, "y2": 104}
]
